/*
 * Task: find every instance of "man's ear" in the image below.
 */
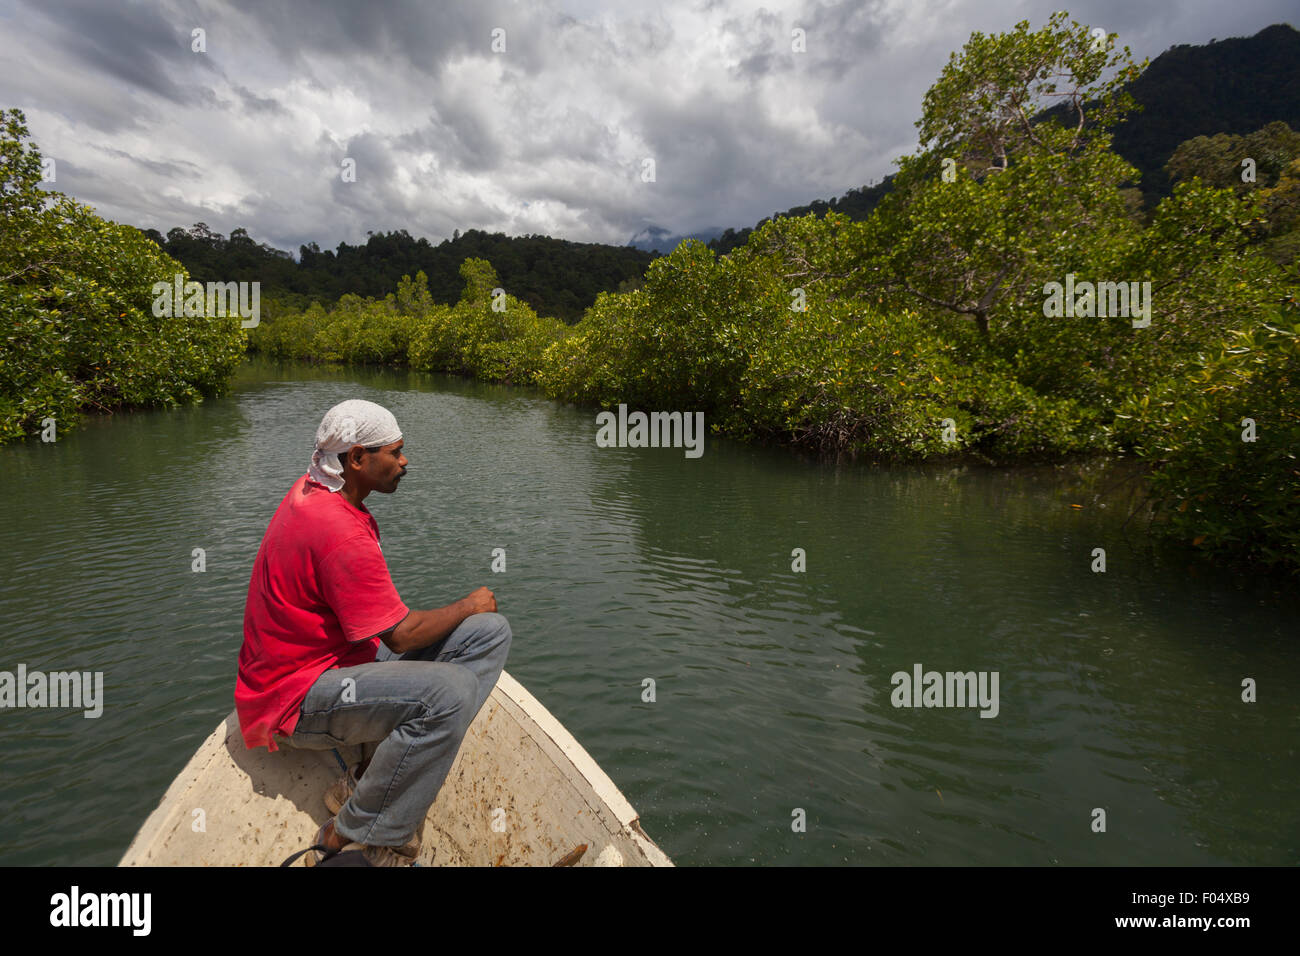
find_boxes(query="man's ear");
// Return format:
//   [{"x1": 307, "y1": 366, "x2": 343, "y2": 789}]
[{"x1": 345, "y1": 444, "x2": 369, "y2": 472}]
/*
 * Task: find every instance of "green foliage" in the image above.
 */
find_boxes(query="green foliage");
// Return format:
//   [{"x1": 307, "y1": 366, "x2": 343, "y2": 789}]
[
  {"x1": 1164, "y1": 121, "x2": 1300, "y2": 193},
  {"x1": 539, "y1": 239, "x2": 781, "y2": 415},
  {"x1": 538, "y1": 216, "x2": 1104, "y2": 461},
  {"x1": 248, "y1": 301, "x2": 328, "y2": 359},
  {"x1": 1163, "y1": 122, "x2": 1300, "y2": 267},
  {"x1": 0, "y1": 109, "x2": 246, "y2": 443},
  {"x1": 253, "y1": 262, "x2": 568, "y2": 387},
  {"x1": 860, "y1": 147, "x2": 1140, "y2": 343},
  {"x1": 1124, "y1": 300, "x2": 1300, "y2": 573},
  {"x1": 915, "y1": 12, "x2": 1144, "y2": 171},
  {"x1": 308, "y1": 295, "x2": 415, "y2": 365},
  {"x1": 727, "y1": 294, "x2": 1076, "y2": 459},
  {"x1": 432, "y1": 259, "x2": 567, "y2": 383},
  {"x1": 856, "y1": 12, "x2": 1147, "y2": 345},
  {"x1": 1256, "y1": 156, "x2": 1300, "y2": 264}
]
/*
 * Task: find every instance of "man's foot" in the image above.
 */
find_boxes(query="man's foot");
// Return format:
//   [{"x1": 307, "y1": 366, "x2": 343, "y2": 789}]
[
  {"x1": 323, "y1": 757, "x2": 372, "y2": 814},
  {"x1": 359, "y1": 844, "x2": 416, "y2": 867},
  {"x1": 319, "y1": 818, "x2": 349, "y2": 853},
  {"x1": 323, "y1": 766, "x2": 360, "y2": 816},
  {"x1": 305, "y1": 819, "x2": 417, "y2": 868},
  {"x1": 304, "y1": 818, "x2": 362, "y2": 867},
  {"x1": 324, "y1": 765, "x2": 423, "y2": 858}
]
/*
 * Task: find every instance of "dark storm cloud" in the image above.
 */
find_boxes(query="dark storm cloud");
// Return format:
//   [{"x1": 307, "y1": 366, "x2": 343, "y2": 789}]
[
  {"x1": 723, "y1": 7, "x2": 783, "y2": 80},
  {"x1": 327, "y1": 129, "x2": 401, "y2": 210},
  {"x1": 92, "y1": 144, "x2": 204, "y2": 179},
  {"x1": 798, "y1": 0, "x2": 892, "y2": 78},
  {"x1": 428, "y1": 94, "x2": 507, "y2": 171},
  {"x1": 44, "y1": 155, "x2": 192, "y2": 227},
  {"x1": 15, "y1": 0, "x2": 216, "y2": 105},
  {"x1": 222, "y1": 0, "x2": 552, "y2": 78},
  {"x1": 236, "y1": 85, "x2": 288, "y2": 115}
]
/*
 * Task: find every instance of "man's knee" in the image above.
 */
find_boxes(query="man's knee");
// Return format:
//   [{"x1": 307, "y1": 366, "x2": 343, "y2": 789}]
[
  {"x1": 418, "y1": 663, "x2": 479, "y2": 722},
  {"x1": 469, "y1": 611, "x2": 511, "y2": 648}
]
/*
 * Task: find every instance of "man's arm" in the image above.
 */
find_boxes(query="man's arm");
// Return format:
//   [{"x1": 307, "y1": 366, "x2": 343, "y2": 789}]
[{"x1": 380, "y1": 586, "x2": 497, "y2": 654}]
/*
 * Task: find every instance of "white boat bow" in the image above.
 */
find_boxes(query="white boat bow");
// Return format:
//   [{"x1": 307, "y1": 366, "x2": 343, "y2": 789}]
[{"x1": 119, "y1": 670, "x2": 673, "y2": 867}]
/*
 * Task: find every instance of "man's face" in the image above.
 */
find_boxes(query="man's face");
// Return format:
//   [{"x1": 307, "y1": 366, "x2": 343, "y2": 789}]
[{"x1": 356, "y1": 439, "x2": 407, "y2": 493}]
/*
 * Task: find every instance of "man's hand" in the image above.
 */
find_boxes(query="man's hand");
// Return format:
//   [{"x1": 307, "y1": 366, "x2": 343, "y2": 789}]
[
  {"x1": 462, "y1": 586, "x2": 497, "y2": 615},
  {"x1": 382, "y1": 587, "x2": 499, "y2": 654}
]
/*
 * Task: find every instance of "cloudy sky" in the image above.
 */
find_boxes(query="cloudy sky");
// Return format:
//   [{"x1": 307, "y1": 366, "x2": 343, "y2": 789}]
[{"x1": 0, "y1": 0, "x2": 1294, "y2": 255}]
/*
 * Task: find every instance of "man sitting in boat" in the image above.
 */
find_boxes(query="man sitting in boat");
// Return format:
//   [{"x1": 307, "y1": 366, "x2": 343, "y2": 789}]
[{"x1": 234, "y1": 398, "x2": 512, "y2": 866}]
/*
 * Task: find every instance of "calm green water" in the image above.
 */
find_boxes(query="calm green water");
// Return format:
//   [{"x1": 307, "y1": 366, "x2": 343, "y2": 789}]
[{"x1": 0, "y1": 357, "x2": 1296, "y2": 866}]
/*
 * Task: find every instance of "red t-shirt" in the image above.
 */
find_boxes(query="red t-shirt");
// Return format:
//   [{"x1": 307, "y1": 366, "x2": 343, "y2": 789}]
[{"x1": 235, "y1": 474, "x2": 409, "y2": 751}]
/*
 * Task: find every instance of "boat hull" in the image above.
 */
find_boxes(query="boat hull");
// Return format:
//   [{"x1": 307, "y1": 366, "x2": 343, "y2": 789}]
[{"x1": 119, "y1": 671, "x2": 672, "y2": 867}]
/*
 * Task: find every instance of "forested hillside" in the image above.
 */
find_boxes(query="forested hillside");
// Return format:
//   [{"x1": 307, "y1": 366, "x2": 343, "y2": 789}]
[{"x1": 140, "y1": 224, "x2": 655, "y2": 324}]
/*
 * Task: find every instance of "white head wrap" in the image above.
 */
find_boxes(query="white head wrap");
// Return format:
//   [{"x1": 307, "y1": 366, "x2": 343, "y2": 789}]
[{"x1": 307, "y1": 399, "x2": 403, "y2": 492}]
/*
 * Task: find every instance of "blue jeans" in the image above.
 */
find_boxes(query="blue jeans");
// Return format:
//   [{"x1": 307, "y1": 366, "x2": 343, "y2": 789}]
[{"x1": 273, "y1": 612, "x2": 512, "y2": 846}]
